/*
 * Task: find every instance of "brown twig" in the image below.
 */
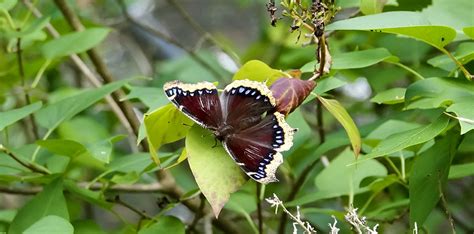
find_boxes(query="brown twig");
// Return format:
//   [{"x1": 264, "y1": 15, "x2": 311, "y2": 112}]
[
  {"x1": 22, "y1": 0, "x2": 138, "y2": 151},
  {"x1": 0, "y1": 145, "x2": 50, "y2": 175},
  {"x1": 16, "y1": 35, "x2": 39, "y2": 140},
  {"x1": 110, "y1": 195, "x2": 153, "y2": 220},
  {"x1": 438, "y1": 176, "x2": 455, "y2": 234},
  {"x1": 52, "y1": 0, "x2": 146, "y2": 151},
  {"x1": 256, "y1": 183, "x2": 263, "y2": 234},
  {"x1": 165, "y1": 0, "x2": 240, "y2": 65},
  {"x1": 117, "y1": 0, "x2": 226, "y2": 84}
]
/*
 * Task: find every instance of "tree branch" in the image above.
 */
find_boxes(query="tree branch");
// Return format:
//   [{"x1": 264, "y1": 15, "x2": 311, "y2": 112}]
[
  {"x1": 22, "y1": 0, "x2": 138, "y2": 151},
  {"x1": 116, "y1": 0, "x2": 226, "y2": 84},
  {"x1": 52, "y1": 0, "x2": 147, "y2": 151},
  {"x1": 0, "y1": 145, "x2": 50, "y2": 175}
]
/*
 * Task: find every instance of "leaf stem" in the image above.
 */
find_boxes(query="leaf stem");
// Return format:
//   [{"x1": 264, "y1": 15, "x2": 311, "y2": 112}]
[
  {"x1": 256, "y1": 183, "x2": 263, "y2": 234},
  {"x1": 0, "y1": 145, "x2": 51, "y2": 175},
  {"x1": 384, "y1": 156, "x2": 403, "y2": 181},
  {"x1": 439, "y1": 47, "x2": 472, "y2": 80},
  {"x1": 389, "y1": 61, "x2": 425, "y2": 80}
]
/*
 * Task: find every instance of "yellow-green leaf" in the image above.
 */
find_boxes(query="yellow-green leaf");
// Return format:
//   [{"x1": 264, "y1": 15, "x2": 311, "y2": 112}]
[
  {"x1": 232, "y1": 60, "x2": 288, "y2": 84},
  {"x1": 318, "y1": 96, "x2": 361, "y2": 157}
]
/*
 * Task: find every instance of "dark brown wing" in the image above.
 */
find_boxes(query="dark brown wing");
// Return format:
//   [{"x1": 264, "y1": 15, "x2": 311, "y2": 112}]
[
  {"x1": 164, "y1": 81, "x2": 222, "y2": 130},
  {"x1": 220, "y1": 80, "x2": 276, "y2": 130},
  {"x1": 223, "y1": 112, "x2": 295, "y2": 184}
]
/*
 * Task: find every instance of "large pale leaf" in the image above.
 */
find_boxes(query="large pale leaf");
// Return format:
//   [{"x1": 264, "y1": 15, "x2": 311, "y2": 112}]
[
  {"x1": 421, "y1": 0, "x2": 474, "y2": 40},
  {"x1": 41, "y1": 28, "x2": 110, "y2": 59},
  {"x1": 364, "y1": 115, "x2": 449, "y2": 160},
  {"x1": 23, "y1": 216, "x2": 73, "y2": 234},
  {"x1": 318, "y1": 96, "x2": 361, "y2": 157},
  {"x1": 0, "y1": 102, "x2": 42, "y2": 131},
  {"x1": 370, "y1": 88, "x2": 406, "y2": 105},
  {"x1": 405, "y1": 77, "x2": 474, "y2": 110},
  {"x1": 446, "y1": 100, "x2": 474, "y2": 134},
  {"x1": 186, "y1": 125, "x2": 247, "y2": 217},
  {"x1": 409, "y1": 132, "x2": 460, "y2": 226},
  {"x1": 144, "y1": 104, "x2": 194, "y2": 164},
  {"x1": 301, "y1": 48, "x2": 397, "y2": 73},
  {"x1": 138, "y1": 216, "x2": 185, "y2": 234},
  {"x1": 287, "y1": 148, "x2": 386, "y2": 206},
  {"x1": 449, "y1": 162, "x2": 474, "y2": 179},
  {"x1": 36, "y1": 79, "x2": 130, "y2": 131},
  {"x1": 326, "y1": 11, "x2": 457, "y2": 49},
  {"x1": 9, "y1": 178, "x2": 69, "y2": 234},
  {"x1": 232, "y1": 60, "x2": 287, "y2": 84}
]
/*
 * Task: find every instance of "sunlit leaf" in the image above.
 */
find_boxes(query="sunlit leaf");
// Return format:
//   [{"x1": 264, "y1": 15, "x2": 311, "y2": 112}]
[
  {"x1": 464, "y1": 26, "x2": 474, "y2": 39},
  {"x1": 0, "y1": 102, "x2": 42, "y2": 131},
  {"x1": 327, "y1": 11, "x2": 457, "y2": 49},
  {"x1": 186, "y1": 125, "x2": 247, "y2": 217},
  {"x1": 232, "y1": 60, "x2": 288, "y2": 84},
  {"x1": 23, "y1": 216, "x2": 73, "y2": 234},
  {"x1": 144, "y1": 104, "x2": 194, "y2": 165},
  {"x1": 318, "y1": 96, "x2": 361, "y2": 157},
  {"x1": 301, "y1": 48, "x2": 397, "y2": 73}
]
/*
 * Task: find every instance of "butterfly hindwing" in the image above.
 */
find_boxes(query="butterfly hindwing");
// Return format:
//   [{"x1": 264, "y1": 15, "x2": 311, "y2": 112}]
[
  {"x1": 223, "y1": 112, "x2": 295, "y2": 184},
  {"x1": 164, "y1": 81, "x2": 222, "y2": 130}
]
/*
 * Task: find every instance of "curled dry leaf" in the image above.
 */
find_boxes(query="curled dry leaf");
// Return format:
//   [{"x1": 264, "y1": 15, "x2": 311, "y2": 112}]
[{"x1": 270, "y1": 77, "x2": 316, "y2": 116}]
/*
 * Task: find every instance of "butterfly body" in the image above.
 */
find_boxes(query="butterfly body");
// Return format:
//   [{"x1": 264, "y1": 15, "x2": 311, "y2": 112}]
[{"x1": 164, "y1": 79, "x2": 295, "y2": 184}]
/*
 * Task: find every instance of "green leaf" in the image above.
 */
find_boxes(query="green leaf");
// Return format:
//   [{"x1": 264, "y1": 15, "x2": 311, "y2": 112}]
[
  {"x1": 124, "y1": 86, "x2": 167, "y2": 110},
  {"x1": 232, "y1": 60, "x2": 288, "y2": 84},
  {"x1": 111, "y1": 171, "x2": 139, "y2": 184},
  {"x1": 186, "y1": 125, "x2": 247, "y2": 217},
  {"x1": 366, "y1": 120, "x2": 421, "y2": 140},
  {"x1": 63, "y1": 180, "x2": 112, "y2": 209},
  {"x1": 36, "y1": 79, "x2": 130, "y2": 131},
  {"x1": 287, "y1": 148, "x2": 387, "y2": 207},
  {"x1": 0, "y1": 209, "x2": 16, "y2": 223},
  {"x1": 36, "y1": 139, "x2": 104, "y2": 169},
  {"x1": 41, "y1": 28, "x2": 110, "y2": 59},
  {"x1": 316, "y1": 148, "x2": 386, "y2": 196},
  {"x1": 9, "y1": 178, "x2": 69, "y2": 234},
  {"x1": 446, "y1": 100, "x2": 474, "y2": 134},
  {"x1": 301, "y1": 48, "x2": 397, "y2": 73},
  {"x1": 23, "y1": 215, "x2": 73, "y2": 234},
  {"x1": 364, "y1": 115, "x2": 449, "y2": 160},
  {"x1": 0, "y1": 102, "x2": 42, "y2": 131},
  {"x1": 72, "y1": 220, "x2": 105, "y2": 234},
  {"x1": 138, "y1": 216, "x2": 185, "y2": 234},
  {"x1": 428, "y1": 42, "x2": 474, "y2": 71},
  {"x1": 405, "y1": 77, "x2": 474, "y2": 110},
  {"x1": 106, "y1": 153, "x2": 153, "y2": 173},
  {"x1": 360, "y1": 0, "x2": 389, "y2": 15},
  {"x1": 318, "y1": 96, "x2": 361, "y2": 156},
  {"x1": 7, "y1": 17, "x2": 50, "y2": 38},
  {"x1": 326, "y1": 11, "x2": 457, "y2": 49},
  {"x1": 144, "y1": 104, "x2": 194, "y2": 165},
  {"x1": 449, "y1": 162, "x2": 474, "y2": 179},
  {"x1": 409, "y1": 132, "x2": 460, "y2": 227},
  {"x1": 370, "y1": 88, "x2": 406, "y2": 104},
  {"x1": 87, "y1": 135, "x2": 125, "y2": 163},
  {"x1": 421, "y1": 0, "x2": 474, "y2": 39},
  {"x1": 0, "y1": 0, "x2": 17, "y2": 10},
  {"x1": 464, "y1": 26, "x2": 474, "y2": 39}
]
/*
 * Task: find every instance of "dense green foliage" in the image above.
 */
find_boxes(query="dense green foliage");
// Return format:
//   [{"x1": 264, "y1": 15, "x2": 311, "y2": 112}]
[{"x1": 0, "y1": 0, "x2": 473, "y2": 233}]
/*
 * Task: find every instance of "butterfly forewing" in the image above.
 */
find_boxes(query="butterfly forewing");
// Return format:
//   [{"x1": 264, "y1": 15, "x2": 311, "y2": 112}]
[
  {"x1": 164, "y1": 81, "x2": 222, "y2": 130},
  {"x1": 223, "y1": 112, "x2": 295, "y2": 184},
  {"x1": 221, "y1": 80, "x2": 276, "y2": 130}
]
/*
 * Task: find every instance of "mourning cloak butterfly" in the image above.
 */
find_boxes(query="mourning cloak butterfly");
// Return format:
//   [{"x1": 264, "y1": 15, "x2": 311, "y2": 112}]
[{"x1": 164, "y1": 79, "x2": 295, "y2": 184}]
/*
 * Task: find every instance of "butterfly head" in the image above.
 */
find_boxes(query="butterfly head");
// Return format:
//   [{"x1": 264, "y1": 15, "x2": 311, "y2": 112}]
[{"x1": 214, "y1": 124, "x2": 235, "y2": 142}]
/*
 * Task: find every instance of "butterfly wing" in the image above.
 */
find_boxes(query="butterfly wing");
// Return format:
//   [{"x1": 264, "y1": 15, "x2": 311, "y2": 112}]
[
  {"x1": 164, "y1": 81, "x2": 222, "y2": 130},
  {"x1": 221, "y1": 79, "x2": 276, "y2": 130}
]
